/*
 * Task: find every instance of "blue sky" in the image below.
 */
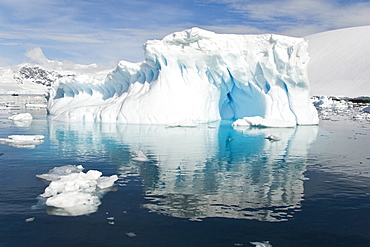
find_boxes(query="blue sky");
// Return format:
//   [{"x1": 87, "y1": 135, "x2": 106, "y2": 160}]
[{"x1": 1, "y1": 0, "x2": 370, "y2": 67}]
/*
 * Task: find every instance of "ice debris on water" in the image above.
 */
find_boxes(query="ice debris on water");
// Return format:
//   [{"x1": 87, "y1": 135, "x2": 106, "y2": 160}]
[
  {"x1": 264, "y1": 135, "x2": 281, "y2": 141},
  {"x1": 36, "y1": 165, "x2": 118, "y2": 216},
  {"x1": 25, "y1": 217, "x2": 35, "y2": 222},
  {"x1": 126, "y1": 232, "x2": 136, "y2": 237},
  {"x1": 0, "y1": 135, "x2": 45, "y2": 148},
  {"x1": 250, "y1": 241, "x2": 272, "y2": 247},
  {"x1": 36, "y1": 165, "x2": 84, "y2": 181}
]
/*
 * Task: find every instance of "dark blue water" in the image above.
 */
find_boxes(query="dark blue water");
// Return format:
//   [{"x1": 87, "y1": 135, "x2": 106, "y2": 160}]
[{"x1": 0, "y1": 109, "x2": 369, "y2": 247}]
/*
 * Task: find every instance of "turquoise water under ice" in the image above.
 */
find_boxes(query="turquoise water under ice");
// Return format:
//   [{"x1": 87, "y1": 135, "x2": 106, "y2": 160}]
[{"x1": 0, "y1": 108, "x2": 369, "y2": 247}]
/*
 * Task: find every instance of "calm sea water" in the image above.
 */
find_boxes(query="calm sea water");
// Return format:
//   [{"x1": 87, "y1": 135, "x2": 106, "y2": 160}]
[{"x1": 0, "y1": 108, "x2": 369, "y2": 247}]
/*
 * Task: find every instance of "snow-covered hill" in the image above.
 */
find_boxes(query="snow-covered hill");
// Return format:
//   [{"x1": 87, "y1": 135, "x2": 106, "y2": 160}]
[{"x1": 305, "y1": 26, "x2": 370, "y2": 98}]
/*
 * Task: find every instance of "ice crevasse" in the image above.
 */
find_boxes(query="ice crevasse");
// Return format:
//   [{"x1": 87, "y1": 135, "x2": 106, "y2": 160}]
[{"x1": 47, "y1": 28, "x2": 319, "y2": 125}]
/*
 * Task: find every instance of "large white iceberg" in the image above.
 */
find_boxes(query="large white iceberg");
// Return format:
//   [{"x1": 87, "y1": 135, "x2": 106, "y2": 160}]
[{"x1": 47, "y1": 28, "x2": 318, "y2": 125}]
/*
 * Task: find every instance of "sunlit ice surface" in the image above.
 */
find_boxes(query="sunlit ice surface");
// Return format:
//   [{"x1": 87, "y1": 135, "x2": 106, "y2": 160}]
[{"x1": 0, "y1": 106, "x2": 369, "y2": 247}]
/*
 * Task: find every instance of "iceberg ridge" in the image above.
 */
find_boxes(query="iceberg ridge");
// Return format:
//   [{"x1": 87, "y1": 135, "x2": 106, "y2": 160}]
[{"x1": 47, "y1": 28, "x2": 318, "y2": 125}]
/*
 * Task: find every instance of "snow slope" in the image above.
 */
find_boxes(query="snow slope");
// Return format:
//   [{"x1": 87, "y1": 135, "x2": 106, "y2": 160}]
[
  {"x1": 47, "y1": 28, "x2": 318, "y2": 125},
  {"x1": 306, "y1": 26, "x2": 370, "y2": 98}
]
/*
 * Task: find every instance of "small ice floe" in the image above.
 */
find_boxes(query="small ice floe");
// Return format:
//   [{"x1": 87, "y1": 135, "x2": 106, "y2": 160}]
[
  {"x1": 36, "y1": 165, "x2": 118, "y2": 216},
  {"x1": 131, "y1": 150, "x2": 149, "y2": 162},
  {"x1": 264, "y1": 135, "x2": 281, "y2": 141},
  {"x1": 250, "y1": 241, "x2": 272, "y2": 247},
  {"x1": 25, "y1": 217, "x2": 35, "y2": 222},
  {"x1": 232, "y1": 116, "x2": 296, "y2": 128},
  {"x1": 126, "y1": 232, "x2": 136, "y2": 237},
  {"x1": 0, "y1": 135, "x2": 45, "y2": 148},
  {"x1": 8, "y1": 113, "x2": 33, "y2": 121}
]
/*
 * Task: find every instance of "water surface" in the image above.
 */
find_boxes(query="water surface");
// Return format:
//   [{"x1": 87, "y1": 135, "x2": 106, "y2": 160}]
[{"x1": 0, "y1": 108, "x2": 369, "y2": 247}]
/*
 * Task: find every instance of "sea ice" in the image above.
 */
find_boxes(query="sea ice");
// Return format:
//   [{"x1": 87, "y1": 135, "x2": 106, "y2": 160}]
[
  {"x1": 48, "y1": 28, "x2": 318, "y2": 125},
  {"x1": 36, "y1": 165, "x2": 118, "y2": 216}
]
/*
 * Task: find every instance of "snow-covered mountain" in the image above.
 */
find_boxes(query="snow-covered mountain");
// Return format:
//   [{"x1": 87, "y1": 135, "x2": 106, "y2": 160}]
[
  {"x1": 305, "y1": 25, "x2": 370, "y2": 98},
  {"x1": 0, "y1": 48, "x2": 107, "y2": 95}
]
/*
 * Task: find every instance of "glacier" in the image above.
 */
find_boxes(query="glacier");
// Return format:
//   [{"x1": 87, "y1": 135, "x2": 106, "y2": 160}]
[{"x1": 47, "y1": 28, "x2": 318, "y2": 125}]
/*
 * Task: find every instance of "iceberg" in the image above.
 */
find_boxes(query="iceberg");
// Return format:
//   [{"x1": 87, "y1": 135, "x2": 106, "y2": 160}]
[{"x1": 47, "y1": 28, "x2": 318, "y2": 125}]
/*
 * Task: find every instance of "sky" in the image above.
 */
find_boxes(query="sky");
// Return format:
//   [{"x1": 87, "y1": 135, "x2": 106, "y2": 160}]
[{"x1": 1, "y1": 0, "x2": 370, "y2": 67}]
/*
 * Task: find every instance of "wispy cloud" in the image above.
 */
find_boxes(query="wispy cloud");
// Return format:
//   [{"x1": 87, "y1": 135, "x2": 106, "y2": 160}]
[
  {"x1": 207, "y1": 0, "x2": 370, "y2": 35},
  {"x1": 0, "y1": 0, "x2": 370, "y2": 66}
]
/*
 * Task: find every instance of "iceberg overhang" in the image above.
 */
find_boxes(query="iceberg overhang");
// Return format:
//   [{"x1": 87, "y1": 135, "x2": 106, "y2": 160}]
[{"x1": 47, "y1": 28, "x2": 319, "y2": 125}]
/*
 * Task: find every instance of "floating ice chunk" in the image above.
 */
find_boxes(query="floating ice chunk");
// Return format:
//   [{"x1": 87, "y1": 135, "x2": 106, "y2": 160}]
[
  {"x1": 36, "y1": 165, "x2": 118, "y2": 216},
  {"x1": 131, "y1": 150, "x2": 149, "y2": 162},
  {"x1": 264, "y1": 135, "x2": 281, "y2": 141},
  {"x1": 8, "y1": 135, "x2": 44, "y2": 141},
  {"x1": 46, "y1": 191, "x2": 101, "y2": 208},
  {"x1": 126, "y1": 232, "x2": 136, "y2": 237},
  {"x1": 8, "y1": 113, "x2": 33, "y2": 121},
  {"x1": 0, "y1": 135, "x2": 45, "y2": 148},
  {"x1": 25, "y1": 217, "x2": 35, "y2": 222},
  {"x1": 97, "y1": 175, "x2": 119, "y2": 189},
  {"x1": 36, "y1": 165, "x2": 84, "y2": 181},
  {"x1": 250, "y1": 241, "x2": 272, "y2": 247},
  {"x1": 46, "y1": 203, "x2": 100, "y2": 217},
  {"x1": 232, "y1": 118, "x2": 251, "y2": 127},
  {"x1": 233, "y1": 116, "x2": 296, "y2": 128}
]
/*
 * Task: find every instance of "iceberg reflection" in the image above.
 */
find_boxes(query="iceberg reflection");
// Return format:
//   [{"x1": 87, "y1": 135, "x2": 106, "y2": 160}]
[{"x1": 48, "y1": 121, "x2": 317, "y2": 221}]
